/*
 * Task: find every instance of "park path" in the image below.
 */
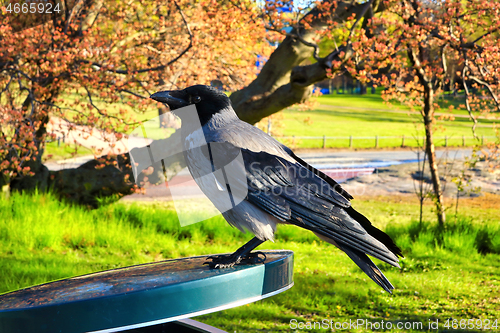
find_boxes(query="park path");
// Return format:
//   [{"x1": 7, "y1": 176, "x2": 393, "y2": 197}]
[
  {"x1": 120, "y1": 148, "x2": 474, "y2": 202},
  {"x1": 45, "y1": 116, "x2": 489, "y2": 201},
  {"x1": 45, "y1": 116, "x2": 477, "y2": 201}
]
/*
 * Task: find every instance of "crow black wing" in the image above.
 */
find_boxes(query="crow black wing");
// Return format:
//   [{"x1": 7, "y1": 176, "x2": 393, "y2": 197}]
[
  {"x1": 283, "y1": 147, "x2": 403, "y2": 258},
  {"x1": 220, "y1": 147, "x2": 400, "y2": 267},
  {"x1": 230, "y1": 147, "x2": 400, "y2": 293}
]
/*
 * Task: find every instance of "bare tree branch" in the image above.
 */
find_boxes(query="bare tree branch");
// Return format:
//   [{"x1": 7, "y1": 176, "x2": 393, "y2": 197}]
[
  {"x1": 347, "y1": 0, "x2": 374, "y2": 40},
  {"x1": 469, "y1": 75, "x2": 500, "y2": 112},
  {"x1": 83, "y1": 86, "x2": 141, "y2": 126},
  {"x1": 76, "y1": 1, "x2": 193, "y2": 76},
  {"x1": 461, "y1": 28, "x2": 500, "y2": 50},
  {"x1": 462, "y1": 59, "x2": 479, "y2": 138},
  {"x1": 63, "y1": 0, "x2": 85, "y2": 34}
]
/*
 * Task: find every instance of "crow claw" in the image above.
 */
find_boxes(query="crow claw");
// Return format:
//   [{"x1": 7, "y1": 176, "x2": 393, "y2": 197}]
[
  {"x1": 240, "y1": 251, "x2": 266, "y2": 264},
  {"x1": 204, "y1": 251, "x2": 266, "y2": 269}
]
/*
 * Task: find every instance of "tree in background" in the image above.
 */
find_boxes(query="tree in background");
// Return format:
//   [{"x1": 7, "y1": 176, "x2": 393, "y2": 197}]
[
  {"x1": 0, "y1": 0, "x2": 272, "y2": 201},
  {"x1": 244, "y1": 0, "x2": 500, "y2": 225},
  {"x1": 347, "y1": 0, "x2": 500, "y2": 225},
  {"x1": 1, "y1": 0, "x2": 499, "y2": 220}
]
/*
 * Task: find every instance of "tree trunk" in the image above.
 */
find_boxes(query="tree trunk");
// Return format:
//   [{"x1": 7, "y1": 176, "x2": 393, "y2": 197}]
[
  {"x1": 423, "y1": 90, "x2": 446, "y2": 226},
  {"x1": 10, "y1": 99, "x2": 52, "y2": 192},
  {"x1": 47, "y1": 133, "x2": 186, "y2": 207},
  {"x1": 408, "y1": 45, "x2": 447, "y2": 227},
  {"x1": 230, "y1": 0, "x2": 378, "y2": 124}
]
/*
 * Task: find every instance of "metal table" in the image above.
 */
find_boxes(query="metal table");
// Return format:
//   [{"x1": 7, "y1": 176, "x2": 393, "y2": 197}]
[{"x1": 0, "y1": 250, "x2": 293, "y2": 333}]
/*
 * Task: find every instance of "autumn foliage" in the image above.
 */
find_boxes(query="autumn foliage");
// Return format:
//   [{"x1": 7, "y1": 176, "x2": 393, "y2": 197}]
[
  {"x1": 302, "y1": 0, "x2": 500, "y2": 224},
  {"x1": 356, "y1": 0, "x2": 500, "y2": 224},
  {"x1": 0, "y1": 0, "x2": 273, "y2": 186}
]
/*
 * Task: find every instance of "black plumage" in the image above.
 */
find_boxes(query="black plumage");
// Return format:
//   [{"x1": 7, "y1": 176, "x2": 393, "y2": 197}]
[{"x1": 151, "y1": 85, "x2": 403, "y2": 293}]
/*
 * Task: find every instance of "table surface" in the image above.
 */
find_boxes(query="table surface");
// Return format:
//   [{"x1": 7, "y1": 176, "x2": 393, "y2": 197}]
[{"x1": 0, "y1": 250, "x2": 294, "y2": 333}]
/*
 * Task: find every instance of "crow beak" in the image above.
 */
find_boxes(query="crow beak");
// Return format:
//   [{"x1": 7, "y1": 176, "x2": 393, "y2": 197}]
[{"x1": 150, "y1": 90, "x2": 189, "y2": 110}]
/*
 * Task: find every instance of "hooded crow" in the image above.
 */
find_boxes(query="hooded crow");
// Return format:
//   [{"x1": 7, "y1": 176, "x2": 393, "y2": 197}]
[{"x1": 150, "y1": 85, "x2": 403, "y2": 293}]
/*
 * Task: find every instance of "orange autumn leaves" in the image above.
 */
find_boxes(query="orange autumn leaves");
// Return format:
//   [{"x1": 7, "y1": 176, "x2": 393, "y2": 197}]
[{"x1": 0, "y1": 0, "x2": 276, "y2": 180}]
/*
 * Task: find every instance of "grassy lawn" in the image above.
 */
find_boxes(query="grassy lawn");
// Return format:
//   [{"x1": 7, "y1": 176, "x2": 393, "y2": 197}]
[
  {"x1": 1, "y1": 192, "x2": 499, "y2": 332},
  {"x1": 43, "y1": 141, "x2": 94, "y2": 162},
  {"x1": 43, "y1": 91, "x2": 499, "y2": 162},
  {"x1": 275, "y1": 93, "x2": 497, "y2": 149}
]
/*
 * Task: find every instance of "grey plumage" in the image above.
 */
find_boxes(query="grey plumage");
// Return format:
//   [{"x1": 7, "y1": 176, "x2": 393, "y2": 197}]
[{"x1": 150, "y1": 85, "x2": 403, "y2": 293}]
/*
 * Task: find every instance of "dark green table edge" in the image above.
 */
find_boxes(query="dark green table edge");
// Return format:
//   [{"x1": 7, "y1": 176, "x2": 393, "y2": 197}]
[{"x1": 0, "y1": 250, "x2": 294, "y2": 333}]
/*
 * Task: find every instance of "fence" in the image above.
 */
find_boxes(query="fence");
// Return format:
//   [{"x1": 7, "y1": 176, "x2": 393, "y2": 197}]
[
  {"x1": 46, "y1": 133, "x2": 497, "y2": 149},
  {"x1": 46, "y1": 134, "x2": 66, "y2": 146},
  {"x1": 275, "y1": 135, "x2": 497, "y2": 149}
]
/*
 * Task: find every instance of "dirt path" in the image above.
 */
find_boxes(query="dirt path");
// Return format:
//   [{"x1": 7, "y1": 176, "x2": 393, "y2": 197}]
[{"x1": 341, "y1": 159, "x2": 499, "y2": 198}]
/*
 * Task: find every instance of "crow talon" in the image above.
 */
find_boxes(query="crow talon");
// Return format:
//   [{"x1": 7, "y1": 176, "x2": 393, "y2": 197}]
[
  {"x1": 204, "y1": 252, "x2": 266, "y2": 269},
  {"x1": 240, "y1": 251, "x2": 266, "y2": 264}
]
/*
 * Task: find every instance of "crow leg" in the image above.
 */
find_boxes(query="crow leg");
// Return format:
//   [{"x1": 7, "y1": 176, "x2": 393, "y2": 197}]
[{"x1": 204, "y1": 237, "x2": 266, "y2": 269}]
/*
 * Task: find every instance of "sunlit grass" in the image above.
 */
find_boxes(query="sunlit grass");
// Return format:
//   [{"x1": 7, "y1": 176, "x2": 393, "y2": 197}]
[
  {"x1": 277, "y1": 93, "x2": 497, "y2": 149},
  {"x1": 1, "y1": 192, "x2": 499, "y2": 332},
  {"x1": 43, "y1": 141, "x2": 94, "y2": 162},
  {"x1": 43, "y1": 91, "x2": 499, "y2": 162}
]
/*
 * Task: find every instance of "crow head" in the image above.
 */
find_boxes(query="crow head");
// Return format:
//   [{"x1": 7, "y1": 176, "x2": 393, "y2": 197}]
[{"x1": 150, "y1": 85, "x2": 232, "y2": 126}]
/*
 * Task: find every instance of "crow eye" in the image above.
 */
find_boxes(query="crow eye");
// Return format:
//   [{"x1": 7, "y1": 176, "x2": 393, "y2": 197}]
[{"x1": 193, "y1": 96, "x2": 201, "y2": 103}]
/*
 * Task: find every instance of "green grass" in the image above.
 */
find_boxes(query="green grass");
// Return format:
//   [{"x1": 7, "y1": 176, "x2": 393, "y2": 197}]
[
  {"x1": 276, "y1": 93, "x2": 498, "y2": 149},
  {"x1": 43, "y1": 141, "x2": 94, "y2": 162},
  {"x1": 1, "y1": 192, "x2": 499, "y2": 332},
  {"x1": 43, "y1": 91, "x2": 500, "y2": 162}
]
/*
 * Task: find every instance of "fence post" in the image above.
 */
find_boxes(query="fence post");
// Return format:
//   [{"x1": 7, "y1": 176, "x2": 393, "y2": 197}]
[
  {"x1": 57, "y1": 137, "x2": 60, "y2": 147},
  {"x1": 481, "y1": 135, "x2": 484, "y2": 146},
  {"x1": 349, "y1": 135, "x2": 353, "y2": 148},
  {"x1": 445, "y1": 136, "x2": 448, "y2": 147},
  {"x1": 323, "y1": 135, "x2": 326, "y2": 149},
  {"x1": 462, "y1": 135, "x2": 465, "y2": 147},
  {"x1": 63, "y1": 133, "x2": 65, "y2": 143},
  {"x1": 375, "y1": 135, "x2": 379, "y2": 148},
  {"x1": 401, "y1": 135, "x2": 405, "y2": 148}
]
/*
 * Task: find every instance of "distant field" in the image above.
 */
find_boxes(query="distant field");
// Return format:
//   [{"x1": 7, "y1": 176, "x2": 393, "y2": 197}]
[
  {"x1": 43, "y1": 141, "x2": 93, "y2": 162},
  {"x1": 1, "y1": 192, "x2": 499, "y2": 332},
  {"x1": 43, "y1": 91, "x2": 499, "y2": 161},
  {"x1": 274, "y1": 93, "x2": 498, "y2": 149}
]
